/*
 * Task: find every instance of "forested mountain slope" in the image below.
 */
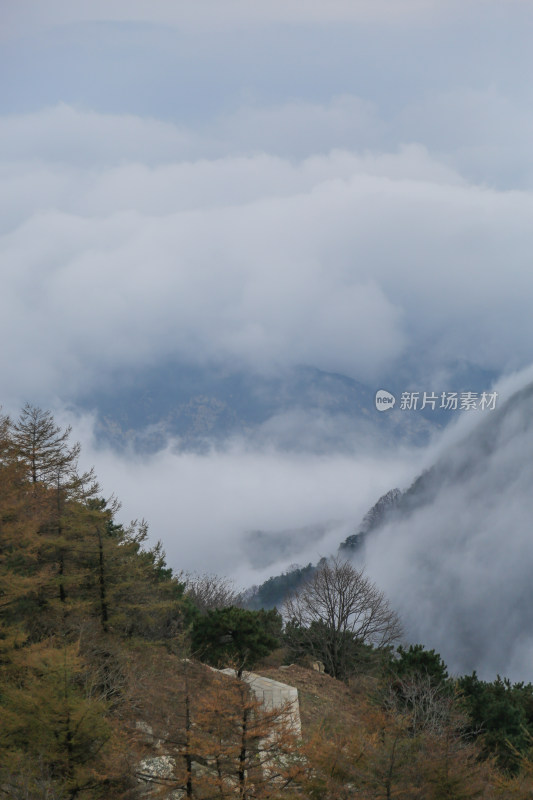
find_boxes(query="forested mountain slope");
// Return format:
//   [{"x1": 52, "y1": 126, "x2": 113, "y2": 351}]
[{"x1": 4, "y1": 403, "x2": 533, "y2": 798}]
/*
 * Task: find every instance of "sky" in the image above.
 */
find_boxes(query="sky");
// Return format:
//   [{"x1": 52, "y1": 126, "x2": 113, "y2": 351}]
[
  {"x1": 2, "y1": 0, "x2": 533, "y2": 404},
  {"x1": 2, "y1": 1, "x2": 533, "y2": 661}
]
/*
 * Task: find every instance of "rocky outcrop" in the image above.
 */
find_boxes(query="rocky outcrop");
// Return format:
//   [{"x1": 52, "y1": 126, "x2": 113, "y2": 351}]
[{"x1": 136, "y1": 667, "x2": 302, "y2": 798}]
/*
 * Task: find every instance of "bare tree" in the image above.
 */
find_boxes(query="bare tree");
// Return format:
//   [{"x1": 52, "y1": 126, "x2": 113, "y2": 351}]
[
  {"x1": 179, "y1": 571, "x2": 243, "y2": 614},
  {"x1": 283, "y1": 556, "x2": 402, "y2": 680},
  {"x1": 384, "y1": 673, "x2": 462, "y2": 737}
]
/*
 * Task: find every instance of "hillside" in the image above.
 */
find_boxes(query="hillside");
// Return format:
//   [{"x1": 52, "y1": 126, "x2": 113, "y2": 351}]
[
  {"x1": 5, "y1": 402, "x2": 533, "y2": 798},
  {"x1": 358, "y1": 378, "x2": 533, "y2": 679},
  {"x1": 75, "y1": 362, "x2": 441, "y2": 453}
]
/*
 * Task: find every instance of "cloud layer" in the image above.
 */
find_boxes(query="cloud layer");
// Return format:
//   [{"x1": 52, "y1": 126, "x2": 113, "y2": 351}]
[
  {"x1": 1, "y1": 103, "x2": 533, "y2": 405},
  {"x1": 3, "y1": 0, "x2": 533, "y2": 683},
  {"x1": 65, "y1": 408, "x2": 417, "y2": 589}
]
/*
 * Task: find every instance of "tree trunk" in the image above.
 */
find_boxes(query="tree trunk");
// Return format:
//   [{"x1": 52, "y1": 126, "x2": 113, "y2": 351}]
[
  {"x1": 238, "y1": 703, "x2": 249, "y2": 799},
  {"x1": 96, "y1": 528, "x2": 109, "y2": 632}
]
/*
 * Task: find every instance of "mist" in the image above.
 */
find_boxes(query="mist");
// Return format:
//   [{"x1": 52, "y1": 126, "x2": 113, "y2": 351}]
[
  {"x1": 3, "y1": 0, "x2": 533, "y2": 685},
  {"x1": 363, "y1": 367, "x2": 533, "y2": 681},
  {"x1": 67, "y1": 410, "x2": 418, "y2": 589}
]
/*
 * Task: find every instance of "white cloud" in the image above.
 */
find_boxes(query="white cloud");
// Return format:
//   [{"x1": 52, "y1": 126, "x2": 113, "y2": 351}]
[
  {"x1": 211, "y1": 96, "x2": 384, "y2": 158},
  {"x1": 1, "y1": 105, "x2": 533, "y2": 404},
  {"x1": 0, "y1": 105, "x2": 193, "y2": 167},
  {"x1": 65, "y1": 408, "x2": 418, "y2": 588},
  {"x1": 1, "y1": 0, "x2": 532, "y2": 686}
]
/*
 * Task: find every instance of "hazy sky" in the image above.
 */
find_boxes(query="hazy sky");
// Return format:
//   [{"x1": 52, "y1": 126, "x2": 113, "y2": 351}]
[
  {"x1": 3, "y1": 2, "x2": 533, "y2": 628},
  {"x1": 2, "y1": 0, "x2": 533, "y2": 403}
]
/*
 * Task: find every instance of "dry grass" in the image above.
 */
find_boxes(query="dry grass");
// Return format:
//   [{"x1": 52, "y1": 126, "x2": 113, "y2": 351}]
[{"x1": 254, "y1": 664, "x2": 363, "y2": 736}]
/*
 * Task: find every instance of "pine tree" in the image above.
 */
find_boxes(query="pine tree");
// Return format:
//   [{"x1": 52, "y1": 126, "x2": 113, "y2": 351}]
[
  {"x1": 191, "y1": 607, "x2": 281, "y2": 677},
  {"x1": 0, "y1": 411, "x2": 50, "y2": 656},
  {"x1": 12, "y1": 404, "x2": 81, "y2": 486},
  {"x1": 0, "y1": 640, "x2": 122, "y2": 798},
  {"x1": 9, "y1": 405, "x2": 100, "y2": 608}
]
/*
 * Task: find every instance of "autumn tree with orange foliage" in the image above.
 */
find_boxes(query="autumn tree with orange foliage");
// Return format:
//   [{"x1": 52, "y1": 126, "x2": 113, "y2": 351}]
[
  {"x1": 0, "y1": 406, "x2": 193, "y2": 797},
  {"x1": 127, "y1": 655, "x2": 304, "y2": 799},
  {"x1": 300, "y1": 676, "x2": 497, "y2": 800}
]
